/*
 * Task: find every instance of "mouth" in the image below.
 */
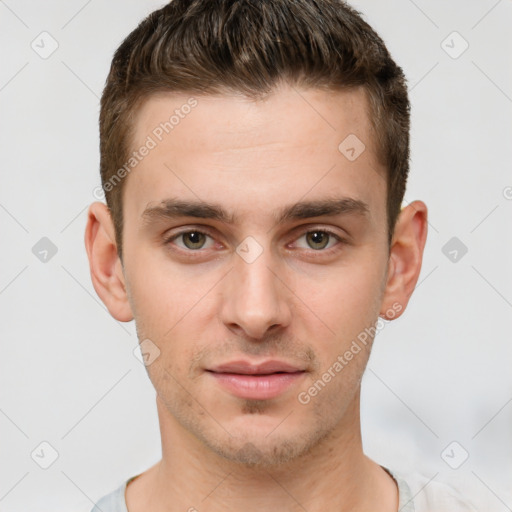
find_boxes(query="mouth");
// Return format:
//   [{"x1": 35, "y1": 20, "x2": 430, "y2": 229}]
[{"x1": 205, "y1": 360, "x2": 306, "y2": 400}]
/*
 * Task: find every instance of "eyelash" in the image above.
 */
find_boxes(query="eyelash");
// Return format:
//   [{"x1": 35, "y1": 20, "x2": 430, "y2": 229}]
[{"x1": 163, "y1": 227, "x2": 347, "y2": 257}]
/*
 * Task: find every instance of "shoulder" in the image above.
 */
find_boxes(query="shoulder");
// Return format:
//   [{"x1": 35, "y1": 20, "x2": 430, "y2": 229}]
[
  {"x1": 390, "y1": 469, "x2": 478, "y2": 512},
  {"x1": 90, "y1": 478, "x2": 130, "y2": 512}
]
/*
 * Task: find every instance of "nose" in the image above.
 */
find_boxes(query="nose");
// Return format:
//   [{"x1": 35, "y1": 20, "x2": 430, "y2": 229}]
[{"x1": 219, "y1": 243, "x2": 292, "y2": 340}]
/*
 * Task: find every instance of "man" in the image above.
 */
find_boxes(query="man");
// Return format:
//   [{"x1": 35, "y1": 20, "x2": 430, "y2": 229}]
[{"x1": 85, "y1": 1, "x2": 475, "y2": 510}]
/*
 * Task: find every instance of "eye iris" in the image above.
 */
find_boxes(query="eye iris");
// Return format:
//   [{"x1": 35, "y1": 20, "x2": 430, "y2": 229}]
[
  {"x1": 183, "y1": 231, "x2": 206, "y2": 249},
  {"x1": 307, "y1": 231, "x2": 329, "y2": 250}
]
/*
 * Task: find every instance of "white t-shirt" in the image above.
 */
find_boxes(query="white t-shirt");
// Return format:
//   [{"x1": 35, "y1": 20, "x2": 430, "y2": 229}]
[{"x1": 91, "y1": 468, "x2": 477, "y2": 511}]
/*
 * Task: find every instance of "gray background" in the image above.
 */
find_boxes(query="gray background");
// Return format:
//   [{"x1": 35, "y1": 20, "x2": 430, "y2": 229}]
[{"x1": 1, "y1": 0, "x2": 511, "y2": 510}]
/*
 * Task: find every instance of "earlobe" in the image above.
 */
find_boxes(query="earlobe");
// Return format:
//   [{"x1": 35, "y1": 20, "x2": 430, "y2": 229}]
[
  {"x1": 379, "y1": 200, "x2": 428, "y2": 320},
  {"x1": 84, "y1": 202, "x2": 134, "y2": 322}
]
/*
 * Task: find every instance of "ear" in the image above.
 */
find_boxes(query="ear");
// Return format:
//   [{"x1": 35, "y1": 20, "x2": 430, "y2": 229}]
[
  {"x1": 84, "y1": 202, "x2": 134, "y2": 322},
  {"x1": 379, "y1": 200, "x2": 428, "y2": 320}
]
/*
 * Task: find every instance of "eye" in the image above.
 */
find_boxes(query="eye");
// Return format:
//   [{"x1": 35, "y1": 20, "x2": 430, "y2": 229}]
[
  {"x1": 294, "y1": 230, "x2": 340, "y2": 251},
  {"x1": 168, "y1": 230, "x2": 215, "y2": 250}
]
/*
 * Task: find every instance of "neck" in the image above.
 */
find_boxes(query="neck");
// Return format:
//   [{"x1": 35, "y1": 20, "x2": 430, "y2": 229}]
[{"x1": 126, "y1": 392, "x2": 398, "y2": 512}]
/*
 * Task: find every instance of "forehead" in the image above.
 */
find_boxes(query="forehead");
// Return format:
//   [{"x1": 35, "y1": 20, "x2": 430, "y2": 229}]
[
  {"x1": 132, "y1": 85, "x2": 375, "y2": 156},
  {"x1": 123, "y1": 85, "x2": 386, "y2": 228}
]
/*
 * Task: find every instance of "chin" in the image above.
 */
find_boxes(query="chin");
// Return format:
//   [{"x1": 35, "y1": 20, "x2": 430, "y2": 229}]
[{"x1": 202, "y1": 422, "x2": 329, "y2": 468}]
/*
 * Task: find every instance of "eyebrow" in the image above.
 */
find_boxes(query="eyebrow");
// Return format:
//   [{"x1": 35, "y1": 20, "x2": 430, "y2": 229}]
[
  {"x1": 275, "y1": 197, "x2": 369, "y2": 223},
  {"x1": 141, "y1": 196, "x2": 370, "y2": 227}
]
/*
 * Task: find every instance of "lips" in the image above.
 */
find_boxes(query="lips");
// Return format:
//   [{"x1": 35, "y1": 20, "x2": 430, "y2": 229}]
[
  {"x1": 209, "y1": 360, "x2": 304, "y2": 375},
  {"x1": 206, "y1": 360, "x2": 306, "y2": 400}
]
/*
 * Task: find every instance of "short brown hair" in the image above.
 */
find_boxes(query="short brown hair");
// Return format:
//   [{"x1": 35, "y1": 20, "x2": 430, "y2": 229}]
[{"x1": 100, "y1": 0, "x2": 410, "y2": 261}]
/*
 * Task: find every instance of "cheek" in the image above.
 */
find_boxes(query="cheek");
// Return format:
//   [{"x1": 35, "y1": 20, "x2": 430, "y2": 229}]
[
  {"x1": 126, "y1": 256, "x2": 206, "y2": 336},
  {"x1": 126, "y1": 274, "x2": 199, "y2": 386},
  {"x1": 306, "y1": 259, "x2": 385, "y2": 337}
]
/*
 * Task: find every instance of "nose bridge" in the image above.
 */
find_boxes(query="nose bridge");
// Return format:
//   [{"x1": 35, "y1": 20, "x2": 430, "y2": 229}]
[{"x1": 220, "y1": 238, "x2": 291, "y2": 339}]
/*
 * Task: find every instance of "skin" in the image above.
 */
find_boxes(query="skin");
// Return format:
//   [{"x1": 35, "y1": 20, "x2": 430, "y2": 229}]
[{"x1": 85, "y1": 83, "x2": 428, "y2": 512}]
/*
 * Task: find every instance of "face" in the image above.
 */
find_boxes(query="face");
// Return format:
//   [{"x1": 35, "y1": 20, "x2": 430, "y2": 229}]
[{"x1": 120, "y1": 84, "x2": 392, "y2": 465}]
